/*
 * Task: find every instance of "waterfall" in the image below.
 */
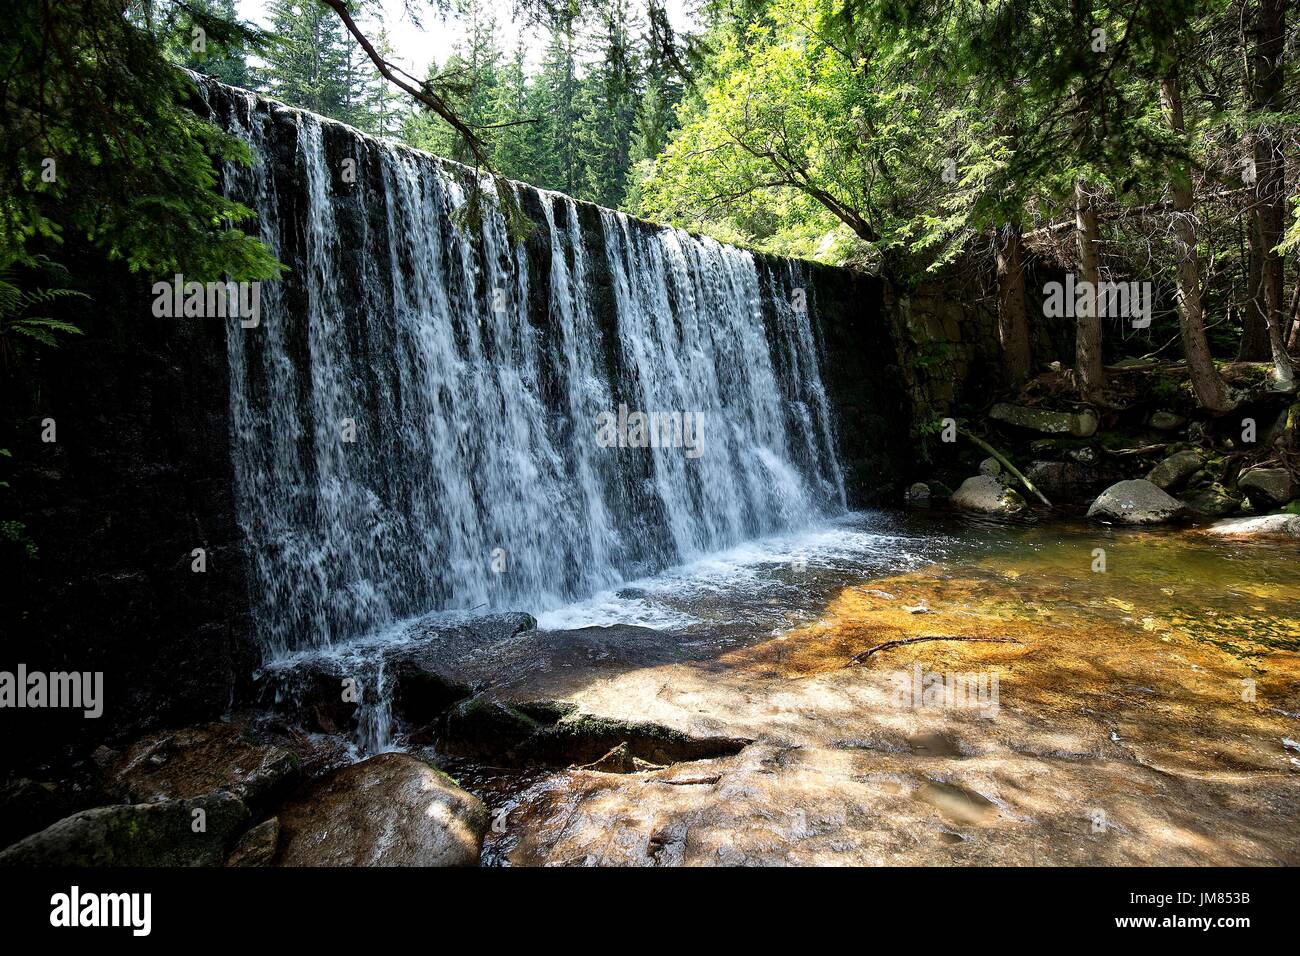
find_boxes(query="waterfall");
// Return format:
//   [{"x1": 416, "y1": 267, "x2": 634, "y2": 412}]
[{"x1": 204, "y1": 79, "x2": 845, "y2": 658}]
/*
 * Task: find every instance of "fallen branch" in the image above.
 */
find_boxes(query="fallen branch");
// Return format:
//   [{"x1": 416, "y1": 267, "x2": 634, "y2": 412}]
[
  {"x1": 958, "y1": 428, "x2": 1052, "y2": 506},
  {"x1": 850, "y1": 634, "x2": 1024, "y2": 665},
  {"x1": 1103, "y1": 443, "x2": 1168, "y2": 457}
]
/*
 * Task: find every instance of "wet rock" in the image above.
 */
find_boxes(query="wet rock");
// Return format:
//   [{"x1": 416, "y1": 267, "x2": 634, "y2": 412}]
[
  {"x1": 256, "y1": 656, "x2": 359, "y2": 735},
  {"x1": 225, "y1": 817, "x2": 280, "y2": 866},
  {"x1": 275, "y1": 753, "x2": 487, "y2": 866},
  {"x1": 1184, "y1": 485, "x2": 1243, "y2": 517},
  {"x1": 990, "y1": 403, "x2": 1098, "y2": 437},
  {"x1": 105, "y1": 720, "x2": 301, "y2": 813},
  {"x1": 905, "y1": 482, "x2": 931, "y2": 504},
  {"x1": 1238, "y1": 468, "x2": 1295, "y2": 508},
  {"x1": 443, "y1": 696, "x2": 545, "y2": 759},
  {"x1": 1087, "y1": 479, "x2": 1188, "y2": 525},
  {"x1": 978, "y1": 457, "x2": 1001, "y2": 477},
  {"x1": 951, "y1": 475, "x2": 1026, "y2": 514},
  {"x1": 1065, "y1": 446, "x2": 1100, "y2": 465},
  {"x1": 1146, "y1": 450, "x2": 1204, "y2": 491},
  {"x1": 1203, "y1": 515, "x2": 1300, "y2": 540},
  {"x1": 1149, "y1": 410, "x2": 1186, "y2": 431},
  {"x1": 0, "y1": 792, "x2": 249, "y2": 866},
  {"x1": 515, "y1": 712, "x2": 750, "y2": 768},
  {"x1": 390, "y1": 666, "x2": 472, "y2": 728}
]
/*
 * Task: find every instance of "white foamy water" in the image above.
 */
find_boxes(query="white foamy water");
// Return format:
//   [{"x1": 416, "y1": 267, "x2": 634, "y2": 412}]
[
  {"x1": 535, "y1": 513, "x2": 939, "y2": 632},
  {"x1": 205, "y1": 81, "x2": 849, "y2": 658}
]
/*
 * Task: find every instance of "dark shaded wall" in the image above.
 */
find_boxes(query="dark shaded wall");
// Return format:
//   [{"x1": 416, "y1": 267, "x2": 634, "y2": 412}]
[{"x1": 0, "y1": 244, "x2": 259, "y2": 772}]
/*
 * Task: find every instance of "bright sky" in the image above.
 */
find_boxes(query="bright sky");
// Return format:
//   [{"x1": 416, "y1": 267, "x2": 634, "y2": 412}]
[{"x1": 236, "y1": 0, "x2": 695, "y2": 78}]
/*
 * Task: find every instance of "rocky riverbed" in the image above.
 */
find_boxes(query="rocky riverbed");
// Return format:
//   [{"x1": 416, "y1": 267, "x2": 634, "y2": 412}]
[{"x1": 2, "y1": 513, "x2": 1296, "y2": 866}]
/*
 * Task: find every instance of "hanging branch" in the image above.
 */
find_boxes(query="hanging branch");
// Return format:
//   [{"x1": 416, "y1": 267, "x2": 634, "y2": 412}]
[{"x1": 957, "y1": 426, "x2": 1053, "y2": 506}]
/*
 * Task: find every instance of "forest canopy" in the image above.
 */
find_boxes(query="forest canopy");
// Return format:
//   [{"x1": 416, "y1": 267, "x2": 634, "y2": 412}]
[{"x1": 2, "y1": 0, "x2": 1299, "y2": 408}]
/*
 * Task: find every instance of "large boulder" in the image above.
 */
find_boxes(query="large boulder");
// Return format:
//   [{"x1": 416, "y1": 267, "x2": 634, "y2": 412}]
[
  {"x1": 1146, "y1": 450, "x2": 1205, "y2": 491},
  {"x1": 0, "y1": 792, "x2": 249, "y2": 866},
  {"x1": 989, "y1": 403, "x2": 1099, "y2": 437},
  {"x1": 275, "y1": 753, "x2": 487, "y2": 866},
  {"x1": 950, "y1": 475, "x2": 1026, "y2": 515},
  {"x1": 1086, "y1": 480, "x2": 1188, "y2": 525},
  {"x1": 1203, "y1": 514, "x2": 1300, "y2": 540},
  {"x1": 104, "y1": 721, "x2": 300, "y2": 813},
  {"x1": 1237, "y1": 467, "x2": 1295, "y2": 508}
]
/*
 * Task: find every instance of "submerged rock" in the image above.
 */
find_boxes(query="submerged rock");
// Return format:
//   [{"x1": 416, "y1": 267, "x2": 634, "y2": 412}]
[
  {"x1": 1238, "y1": 467, "x2": 1295, "y2": 508},
  {"x1": 990, "y1": 403, "x2": 1099, "y2": 437},
  {"x1": 1203, "y1": 515, "x2": 1300, "y2": 539},
  {"x1": 1087, "y1": 479, "x2": 1188, "y2": 525},
  {"x1": 0, "y1": 792, "x2": 249, "y2": 867},
  {"x1": 274, "y1": 753, "x2": 487, "y2": 866},
  {"x1": 1146, "y1": 450, "x2": 1204, "y2": 491},
  {"x1": 951, "y1": 475, "x2": 1026, "y2": 514}
]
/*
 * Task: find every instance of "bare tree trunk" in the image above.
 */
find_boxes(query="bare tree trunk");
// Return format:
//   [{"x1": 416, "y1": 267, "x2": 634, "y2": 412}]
[
  {"x1": 995, "y1": 222, "x2": 1034, "y2": 386},
  {"x1": 1074, "y1": 179, "x2": 1106, "y2": 403},
  {"x1": 1243, "y1": 0, "x2": 1295, "y2": 386},
  {"x1": 1160, "y1": 56, "x2": 1234, "y2": 412}
]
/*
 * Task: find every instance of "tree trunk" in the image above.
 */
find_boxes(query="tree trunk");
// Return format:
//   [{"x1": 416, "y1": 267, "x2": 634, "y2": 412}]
[
  {"x1": 995, "y1": 222, "x2": 1034, "y2": 386},
  {"x1": 1242, "y1": 0, "x2": 1295, "y2": 387},
  {"x1": 1074, "y1": 178, "x2": 1106, "y2": 403},
  {"x1": 1160, "y1": 56, "x2": 1234, "y2": 412}
]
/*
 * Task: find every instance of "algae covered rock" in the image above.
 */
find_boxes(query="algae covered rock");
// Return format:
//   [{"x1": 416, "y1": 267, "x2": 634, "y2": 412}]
[
  {"x1": 1146, "y1": 450, "x2": 1204, "y2": 491},
  {"x1": 1238, "y1": 467, "x2": 1294, "y2": 508},
  {"x1": 989, "y1": 403, "x2": 1098, "y2": 437},
  {"x1": 0, "y1": 792, "x2": 249, "y2": 867}
]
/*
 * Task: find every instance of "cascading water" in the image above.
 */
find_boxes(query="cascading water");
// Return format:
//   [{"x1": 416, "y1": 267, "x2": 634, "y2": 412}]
[{"x1": 204, "y1": 79, "x2": 846, "y2": 660}]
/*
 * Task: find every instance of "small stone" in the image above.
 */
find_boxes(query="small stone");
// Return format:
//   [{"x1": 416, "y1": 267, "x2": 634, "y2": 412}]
[
  {"x1": 1149, "y1": 411, "x2": 1186, "y2": 431},
  {"x1": 906, "y1": 482, "x2": 931, "y2": 503},
  {"x1": 1146, "y1": 450, "x2": 1204, "y2": 491},
  {"x1": 978, "y1": 458, "x2": 1002, "y2": 477}
]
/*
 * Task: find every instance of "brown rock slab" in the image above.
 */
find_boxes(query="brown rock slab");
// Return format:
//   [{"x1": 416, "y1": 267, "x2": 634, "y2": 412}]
[{"x1": 275, "y1": 753, "x2": 487, "y2": 866}]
